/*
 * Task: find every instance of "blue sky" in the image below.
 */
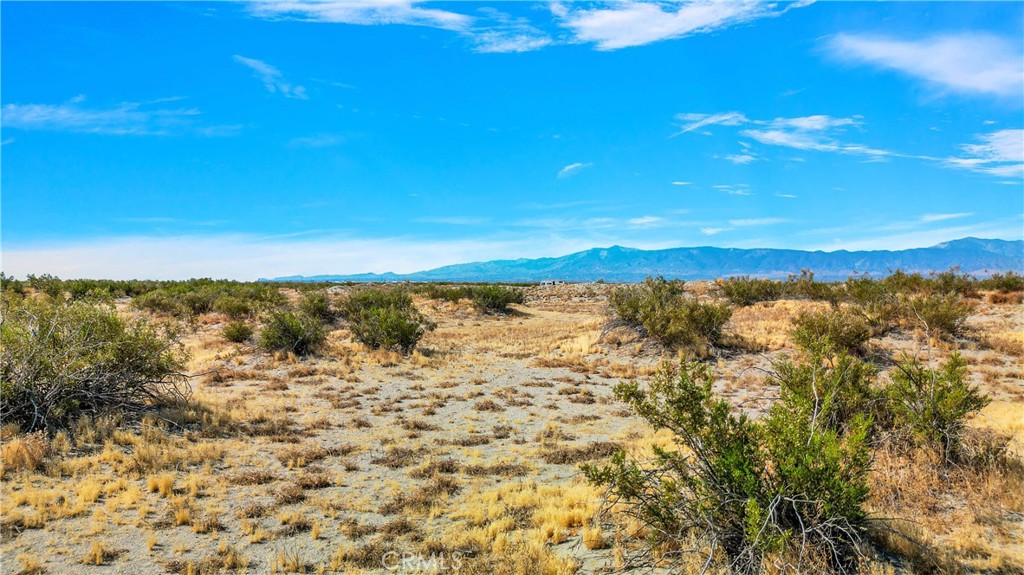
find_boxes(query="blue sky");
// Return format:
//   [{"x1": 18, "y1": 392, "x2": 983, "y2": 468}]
[{"x1": 2, "y1": 1, "x2": 1022, "y2": 279}]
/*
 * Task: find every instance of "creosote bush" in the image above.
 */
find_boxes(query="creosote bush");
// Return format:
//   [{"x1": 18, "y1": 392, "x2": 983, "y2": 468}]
[
  {"x1": 609, "y1": 276, "x2": 731, "y2": 352},
  {"x1": 586, "y1": 358, "x2": 873, "y2": 574},
  {"x1": 884, "y1": 353, "x2": 989, "y2": 461},
  {"x1": 791, "y1": 309, "x2": 872, "y2": 356},
  {"x1": 299, "y1": 290, "x2": 339, "y2": 324},
  {"x1": 904, "y1": 293, "x2": 972, "y2": 338},
  {"x1": 222, "y1": 321, "x2": 254, "y2": 343},
  {"x1": 466, "y1": 285, "x2": 525, "y2": 314},
  {"x1": 1, "y1": 295, "x2": 189, "y2": 431},
  {"x1": 719, "y1": 276, "x2": 785, "y2": 306},
  {"x1": 257, "y1": 311, "x2": 326, "y2": 356},
  {"x1": 340, "y1": 288, "x2": 434, "y2": 353}
]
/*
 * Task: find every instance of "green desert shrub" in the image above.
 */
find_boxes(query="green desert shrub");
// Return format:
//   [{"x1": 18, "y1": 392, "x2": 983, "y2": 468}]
[
  {"x1": 784, "y1": 270, "x2": 840, "y2": 305},
  {"x1": 585, "y1": 359, "x2": 873, "y2": 573},
  {"x1": 977, "y1": 271, "x2": 1024, "y2": 293},
  {"x1": 222, "y1": 321, "x2": 254, "y2": 343},
  {"x1": 904, "y1": 293, "x2": 972, "y2": 338},
  {"x1": 843, "y1": 276, "x2": 901, "y2": 335},
  {"x1": 0, "y1": 295, "x2": 189, "y2": 431},
  {"x1": 884, "y1": 353, "x2": 989, "y2": 461},
  {"x1": 299, "y1": 290, "x2": 339, "y2": 324},
  {"x1": 257, "y1": 311, "x2": 326, "y2": 356},
  {"x1": 348, "y1": 306, "x2": 433, "y2": 353},
  {"x1": 341, "y1": 288, "x2": 434, "y2": 353},
  {"x1": 770, "y1": 353, "x2": 881, "y2": 434},
  {"x1": 610, "y1": 277, "x2": 731, "y2": 351},
  {"x1": 791, "y1": 309, "x2": 872, "y2": 356},
  {"x1": 212, "y1": 295, "x2": 253, "y2": 319},
  {"x1": 467, "y1": 285, "x2": 525, "y2": 314},
  {"x1": 718, "y1": 276, "x2": 785, "y2": 306}
]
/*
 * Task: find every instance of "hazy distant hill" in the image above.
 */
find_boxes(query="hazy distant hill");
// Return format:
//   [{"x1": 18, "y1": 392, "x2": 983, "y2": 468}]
[{"x1": 264, "y1": 237, "x2": 1024, "y2": 283}]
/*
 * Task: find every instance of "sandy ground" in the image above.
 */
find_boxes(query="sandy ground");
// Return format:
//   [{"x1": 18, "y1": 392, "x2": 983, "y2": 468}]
[{"x1": 2, "y1": 283, "x2": 1022, "y2": 574}]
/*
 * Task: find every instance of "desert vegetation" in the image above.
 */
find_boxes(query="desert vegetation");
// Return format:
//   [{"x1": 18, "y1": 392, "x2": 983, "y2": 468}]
[{"x1": 0, "y1": 270, "x2": 1021, "y2": 574}]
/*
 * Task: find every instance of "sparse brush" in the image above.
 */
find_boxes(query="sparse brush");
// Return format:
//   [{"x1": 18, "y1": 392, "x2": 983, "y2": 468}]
[
  {"x1": 257, "y1": 310, "x2": 326, "y2": 356},
  {"x1": 883, "y1": 352, "x2": 989, "y2": 462},
  {"x1": 221, "y1": 321, "x2": 253, "y2": 343},
  {"x1": 718, "y1": 276, "x2": 784, "y2": 306},
  {"x1": 904, "y1": 293, "x2": 972, "y2": 338},
  {"x1": 1, "y1": 295, "x2": 189, "y2": 431},
  {"x1": 299, "y1": 290, "x2": 339, "y2": 324},
  {"x1": 791, "y1": 308, "x2": 872, "y2": 356},
  {"x1": 609, "y1": 276, "x2": 730, "y2": 352}
]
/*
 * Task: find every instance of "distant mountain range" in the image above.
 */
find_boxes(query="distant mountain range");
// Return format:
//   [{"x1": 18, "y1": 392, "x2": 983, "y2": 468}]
[{"x1": 263, "y1": 237, "x2": 1024, "y2": 283}]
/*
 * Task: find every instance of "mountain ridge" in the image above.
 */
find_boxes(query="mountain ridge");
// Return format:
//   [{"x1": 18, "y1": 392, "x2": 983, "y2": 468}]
[{"x1": 262, "y1": 237, "x2": 1024, "y2": 283}]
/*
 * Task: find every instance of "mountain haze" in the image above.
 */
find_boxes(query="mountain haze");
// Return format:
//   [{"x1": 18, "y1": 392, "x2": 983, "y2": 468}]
[{"x1": 265, "y1": 238, "x2": 1024, "y2": 283}]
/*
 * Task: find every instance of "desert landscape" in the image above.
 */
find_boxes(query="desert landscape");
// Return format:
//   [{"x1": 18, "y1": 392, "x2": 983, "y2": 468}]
[{"x1": 1, "y1": 273, "x2": 1021, "y2": 574}]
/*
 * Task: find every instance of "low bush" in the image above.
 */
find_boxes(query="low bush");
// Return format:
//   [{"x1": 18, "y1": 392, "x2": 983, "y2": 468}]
[
  {"x1": 0, "y1": 296, "x2": 189, "y2": 431},
  {"x1": 718, "y1": 276, "x2": 785, "y2": 306},
  {"x1": 843, "y1": 276, "x2": 901, "y2": 335},
  {"x1": 904, "y1": 293, "x2": 972, "y2": 338},
  {"x1": 341, "y1": 288, "x2": 434, "y2": 353},
  {"x1": 791, "y1": 309, "x2": 872, "y2": 356},
  {"x1": 257, "y1": 311, "x2": 326, "y2": 356},
  {"x1": 222, "y1": 321, "x2": 254, "y2": 343},
  {"x1": 467, "y1": 285, "x2": 524, "y2": 314},
  {"x1": 785, "y1": 270, "x2": 841, "y2": 305},
  {"x1": 610, "y1": 277, "x2": 730, "y2": 351},
  {"x1": 299, "y1": 290, "x2": 339, "y2": 324},
  {"x1": 884, "y1": 353, "x2": 989, "y2": 461},
  {"x1": 585, "y1": 359, "x2": 873, "y2": 573},
  {"x1": 977, "y1": 271, "x2": 1024, "y2": 293},
  {"x1": 348, "y1": 306, "x2": 433, "y2": 354}
]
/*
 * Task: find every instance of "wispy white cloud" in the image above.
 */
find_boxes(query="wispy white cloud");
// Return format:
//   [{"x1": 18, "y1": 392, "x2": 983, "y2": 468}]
[
  {"x1": 724, "y1": 153, "x2": 757, "y2": 165},
  {"x1": 1, "y1": 96, "x2": 213, "y2": 136},
  {"x1": 776, "y1": 193, "x2": 797, "y2": 199},
  {"x1": 700, "y1": 227, "x2": 731, "y2": 235},
  {"x1": 248, "y1": 2, "x2": 551, "y2": 53},
  {"x1": 249, "y1": 1, "x2": 470, "y2": 30},
  {"x1": 557, "y1": 162, "x2": 592, "y2": 178},
  {"x1": 729, "y1": 217, "x2": 790, "y2": 227},
  {"x1": 671, "y1": 181, "x2": 692, "y2": 186},
  {"x1": 714, "y1": 184, "x2": 753, "y2": 196},
  {"x1": 554, "y1": 0, "x2": 808, "y2": 51},
  {"x1": 234, "y1": 55, "x2": 307, "y2": 99},
  {"x1": 919, "y1": 212, "x2": 973, "y2": 223},
  {"x1": 627, "y1": 215, "x2": 665, "y2": 227},
  {"x1": 827, "y1": 32, "x2": 1024, "y2": 98},
  {"x1": 945, "y1": 129, "x2": 1024, "y2": 178},
  {"x1": 674, "y1": 111, "x2": 747, "y2": 135}
]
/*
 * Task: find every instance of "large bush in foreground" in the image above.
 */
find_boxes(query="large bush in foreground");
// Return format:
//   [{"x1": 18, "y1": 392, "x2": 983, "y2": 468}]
[
  {"x1": 0, "y1": 296, "x2": 189, "y2": 431},
  {"x1": 585, "y1": 358, "x2": 873, "y2": 574},
  {"x1": 610, "y1": 277, "x2": 731, "y2": 351},
  {"x1": 258, "y1": 311, "x2": 327, "y2": 356}
]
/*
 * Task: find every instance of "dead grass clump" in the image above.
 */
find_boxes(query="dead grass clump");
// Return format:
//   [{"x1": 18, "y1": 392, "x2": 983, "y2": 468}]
[
  {"x1": 473, "y1": 399, "x2": 504, "y2": 412},
  {"x1": 411, "y1": 458, "x2": 460, "y2": 478},
  {"x1": 371, "y1": 446, "x2": 418, "y2": 468},
  {"x1": 988, "y1": 291, "x2": 1024, "y2": 305},
  {"x1": 534, "y1": 422, "x2": 575, "y2": 444},
  {"x1": 447, "y1": 434, "x2": 492, "y2": 447},
  {"x1": 163, "y1": 544, "x2": 249, "y2": 575},
  {"x1": 275, "y1": 442, "x2": 353, "y2": 468},
  {"x1": 229, "y1": 469, "x2": 278, "y2": 485},
  {"x1": 297, "y1": 468, "x2": 334, "y2": 489},
  {"x1": 401, "y1": 418, "x2": 440, "y2": 431},
  {"x1": 381, "y1": 477, "x2": 461, "y2": 514},
  {"x1": 81, "y1": 541, "x2": 123, "y2": 565},
  {"x1": 237, "y1": 502, "x2": 268, "y2": 519},
  {"x1": 274, "y1": 484, "x2": 306, "y2": 506},
  {"x1": 541, "y1": 441, "x2": 620, "y2": 465},
  {"x1": 191, "y1": 514, "x2": 225, "y2": 534},
  {"x1": 331, "y1": 539, "x2": 398, "y2": 570},
  {"x1": 1, "y1": 433, "x2": 49, "y2": 476},
  {"x1": 350, "y1": 416, "x2": 373, "y2": 428},
  {"x1": 462, "y1": 462, "x2": 530, "y2": 477},
  {"x1": 278, "y1": 510, "x2": 313, "y2": 535},
  {"x1": 380, "y1": 517, "x2": 419, "y2": 537}
]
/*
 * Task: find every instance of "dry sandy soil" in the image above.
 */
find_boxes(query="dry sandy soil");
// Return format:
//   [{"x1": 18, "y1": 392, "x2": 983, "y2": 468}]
[{"x1": 2, "y1": 283, "x2": 1022, "y2": 574}]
